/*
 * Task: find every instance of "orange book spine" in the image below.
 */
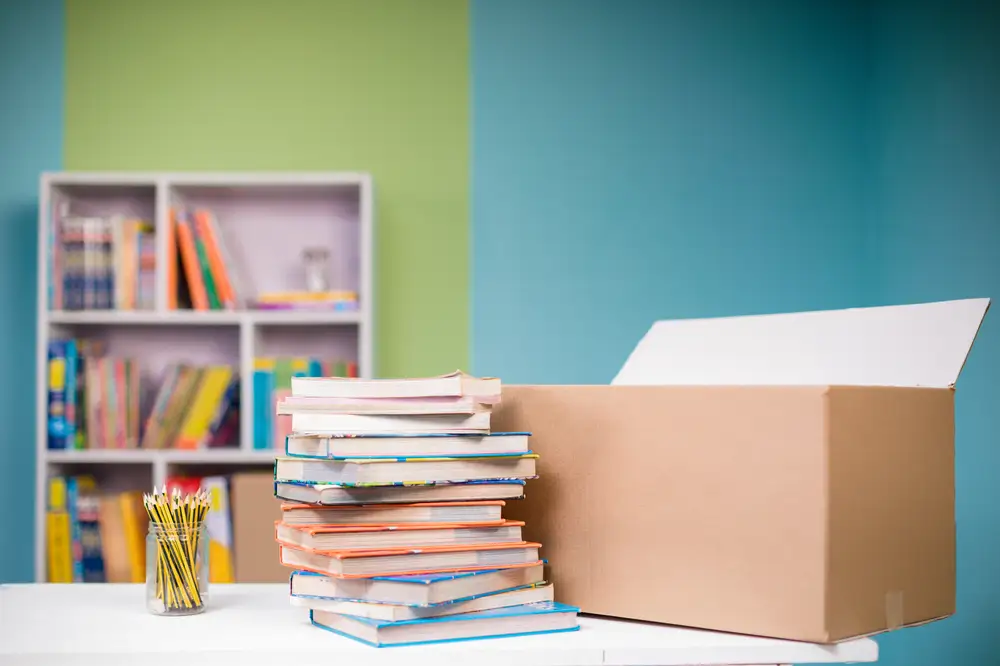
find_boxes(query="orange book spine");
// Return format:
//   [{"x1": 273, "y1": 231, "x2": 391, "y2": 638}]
[
  {"x1": 174, "y1": 213, "x2": 209, "y2": 311},
  {"x1": 192, "y1": 210, "x2": 235, "y2": 309},
  {"x1": 167, "y1": 209, "x2": 178, "y2": 310}
]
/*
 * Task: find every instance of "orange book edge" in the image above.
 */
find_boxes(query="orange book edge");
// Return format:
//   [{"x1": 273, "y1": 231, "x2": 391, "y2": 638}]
[
  {"x1": 166, "y1": 210, "x2": 177, "y2": 310},
  {"x1": 280, "y1": 500, "x2": 506, "y2": 511},
  {"x1": 173, "y1": 210, "x2": 209, "y2": 310},
  {"x1": 276, "y1": 519, "x2": 524, "y2": 535},
  {"x1": 281, "y1": 540, "x2": 540, "y2": 559},
  {"x1": 192, "y1": 210, "x2": 235, "y2": 309}
]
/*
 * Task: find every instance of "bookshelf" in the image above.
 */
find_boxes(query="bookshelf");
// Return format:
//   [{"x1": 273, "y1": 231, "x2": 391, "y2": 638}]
[{"x1": 34, "y1": 172, "x2": 374, "y2": 582}]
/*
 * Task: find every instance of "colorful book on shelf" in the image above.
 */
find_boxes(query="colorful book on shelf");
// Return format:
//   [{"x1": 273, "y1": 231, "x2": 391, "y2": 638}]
[
  {"x1": 309, "y1": 600, "x2": 579, "y2": 648},
  {"x1": 48, "y1": 477, "x2": 149, "y2": 583},
  {"x1": 169, "y1": 206, "x2": 243, "y2": 311},
  {"x1": 142, "y1": 364, "x2": 239, "y2": 449},
  {"x1": 252, "y1": 356, "x2": 358, "y2": 450},
  {"x1": 51, "y1": 214, "x2": 155, "y2": 311}
]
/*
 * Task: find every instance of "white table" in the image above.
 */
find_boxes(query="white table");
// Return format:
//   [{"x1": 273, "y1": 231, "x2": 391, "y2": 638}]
[{"x1": 0, "y1": 584, "x2": 877, "y2": 666}]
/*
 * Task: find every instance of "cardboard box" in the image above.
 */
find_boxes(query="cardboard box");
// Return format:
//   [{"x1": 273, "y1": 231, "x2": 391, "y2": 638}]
[
  {"x1": 230, "y1": 472, "x2": 287, "y2": 583},
  {"x1": 495, "y1": 298, "x2": 990, "y2": 643}
]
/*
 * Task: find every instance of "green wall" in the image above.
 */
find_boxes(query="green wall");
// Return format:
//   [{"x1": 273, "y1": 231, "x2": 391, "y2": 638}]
[{"x1": 65, "y1": 0, "x2": 470, "y2": 377}]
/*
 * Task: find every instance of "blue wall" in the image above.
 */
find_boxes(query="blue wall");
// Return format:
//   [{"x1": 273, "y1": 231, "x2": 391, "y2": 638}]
[
  {"x1": 870, "y1": 2, "x2": 1000, "y2": 664},
  {"x1": 471, "y1": 0, "x2": 872, "y2": 384},
  {"x1": 0, "y1": 0, "x2": 63, "y2": 582}
]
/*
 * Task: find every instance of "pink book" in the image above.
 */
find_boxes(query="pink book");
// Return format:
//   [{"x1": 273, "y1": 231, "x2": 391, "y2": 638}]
[{"x1": 274, "y1": 388, "x2": 293, "y2": 449}]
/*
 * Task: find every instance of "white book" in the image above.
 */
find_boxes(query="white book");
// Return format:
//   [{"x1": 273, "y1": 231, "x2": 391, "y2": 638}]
[
  {"x1": 275, "y1": 454, "x2": 538, "y2": 485},
  {"x1": 278, "y1": 395, "x2": 490, "y2": 415},
  {"x1": 290, "y1": 411, "x2": 491, "y2": 435},
  {"x1": 290, "y1": 564, "x2": 545, "y2": 606},
  {"x1": 292, "y1": 583, "x2": 555, "y2": 622},
  {"x1": 274, "y1": 481, "x2": 526, "y2": 505},
  {"x1": 291, "y1": 371, "x2": 501, "y2": 402},
  {"x1": 285, "y1": 432, "x2": 530, "y2": 459}
]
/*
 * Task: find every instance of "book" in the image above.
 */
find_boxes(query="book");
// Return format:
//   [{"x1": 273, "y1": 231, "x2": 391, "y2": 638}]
[
  {"x1": 289, "y1": 411, "x2": 491, "y2": 435},
  {"x1": 310, "y1": 600, "x2": 580, "y2": 647},
  {"x1": 275, "y1": 520, "x2": 524, "y2": 552},
  {"x1": 291, "y1": 371, "x2": 500, "y2": 402},
  {"x1": 279, "y1": 541, "x2": 541, "y2": 578},
  {"x1": 289, "y1": 563, "x2": 545, "y2": 606},
  {"x1": 285, "y1": 432, "x2": 530, "y2": 459},
  {"x1": 293, "y1": 582, "x2": 554, "y2": 622},
  {"x1": 274, "y1": 480, "x2": 527, "y2": 505},
  {"x1": 278, "y1": 395, "x2": 491, "y2": 416},
  {"x1": 279, "y1": 500, "x2": 506, "y2": 526},
  {"x1": 274, "y1": 454, "x2": 538, "y2": 485}
]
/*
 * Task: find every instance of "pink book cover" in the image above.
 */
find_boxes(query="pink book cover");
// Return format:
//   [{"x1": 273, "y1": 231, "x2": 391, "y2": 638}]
[{"x1": 274, "y1": 388, "x2": 293, "y2": 449}]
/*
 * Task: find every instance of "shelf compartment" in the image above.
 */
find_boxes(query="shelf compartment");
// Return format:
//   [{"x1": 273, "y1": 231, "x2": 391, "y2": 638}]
[{"x1": 168, "y1": 182, "x2": 363, "y2": 308}]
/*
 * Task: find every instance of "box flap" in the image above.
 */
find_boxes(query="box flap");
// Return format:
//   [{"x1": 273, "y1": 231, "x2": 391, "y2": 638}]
[{"x1": 613, "y1": 298, "x2": 990, "y2": 388}]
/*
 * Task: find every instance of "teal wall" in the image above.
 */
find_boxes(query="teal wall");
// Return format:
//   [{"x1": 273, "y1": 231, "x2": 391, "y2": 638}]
[
  {"x1": 471, "y1": 0, "x2": 872, "y2": 384},
  {"x1": 869, "y1": 2, "x2": 1000, "y2": 663},
  {"x1": 0, "y1": 0, "x2": 63, "y2": 582}
]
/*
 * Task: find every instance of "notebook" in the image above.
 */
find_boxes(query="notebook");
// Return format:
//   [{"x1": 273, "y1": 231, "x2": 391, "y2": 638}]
[
  {"x1": 285, "y1": 432, "x2": 530, "y2": 459},
  {"x1": 275, "y1": 520, "x2": 524, "y2": 551}
]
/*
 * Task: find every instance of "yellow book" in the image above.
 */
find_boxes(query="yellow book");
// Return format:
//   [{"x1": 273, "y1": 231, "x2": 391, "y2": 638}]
[
  {"x1": 175, "y1": 367, "x2": 234, "y2": 449},
  {"x1": 119, "y1": 491, "x2": 147, "y2": 582},
  {"x1": 46, "y1": 512, "x2": 73, "y2": 583},
  {"x1": 202, "y1": 476, "x2": 235, "y2": 583}
]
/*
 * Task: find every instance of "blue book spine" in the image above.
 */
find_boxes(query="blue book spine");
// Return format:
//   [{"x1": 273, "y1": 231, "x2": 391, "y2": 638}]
[
  {"x1": 307, "y1": 358, "x2": 323, "y2": 377},
  {"x1": 253, "y1": 369, "x2": 275, "y2": 450},
  {"x1": 47, "y1": 340, "x2": 68, "y2": 449},
  {"x1": 64, "y1": 340, "x2": 78, "y2": 448},
  {"x1": 66, "y1": 478, "x2": 84, "y2": 583}
]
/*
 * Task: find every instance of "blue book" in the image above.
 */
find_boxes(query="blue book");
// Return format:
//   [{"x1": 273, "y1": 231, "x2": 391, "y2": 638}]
[
  {"x1": 46, "y1": 341, "x2": 68, "y2": 449},
  {"x1": 291, "y1": 562, "x2": 547, "y2": 607},
  {"x1": 252, "y1": 368, "x2": 274, "y2": 449},
  {"x1": 310, "y1": 601, "x2": 580, "y2": 647}
]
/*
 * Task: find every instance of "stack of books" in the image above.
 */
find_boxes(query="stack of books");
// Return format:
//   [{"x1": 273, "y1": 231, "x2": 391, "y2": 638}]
[{"x1": 273, "y1": 371, "x2": 580, "y2": 647}]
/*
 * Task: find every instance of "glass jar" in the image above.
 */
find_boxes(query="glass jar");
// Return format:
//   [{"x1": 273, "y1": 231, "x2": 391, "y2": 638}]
[{"x1": 146, "y1": 522, "x2": 209, "y2": 615}]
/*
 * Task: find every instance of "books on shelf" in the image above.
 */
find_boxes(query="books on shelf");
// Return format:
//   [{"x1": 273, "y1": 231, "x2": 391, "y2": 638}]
[
  {"x1": 49, "y1": 207, "x2": 156, "y2": 311},
  {"x1": 46, "y1": 475, "x2": 147, "y2": 583},
  {"x1": 45, "y1": 340, "x2": 240, "y2": 450},
  {"x1": 253, "y1": 356, "x2": 358, "y2": 450},
  {"x1": 272, "y1": 371, "x2": 579, "y2": 646},
  {"x1": 45, "y1": 473, "x2": 246, "y2": 584},
  {"x1": 169, "y1": 207, "x2": 241, "y2": 311}
]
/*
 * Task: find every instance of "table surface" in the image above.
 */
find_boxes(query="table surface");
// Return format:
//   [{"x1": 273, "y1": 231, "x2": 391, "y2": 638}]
[{"x1": 0, "y1": 584, "x2": 878, "y2": 666}]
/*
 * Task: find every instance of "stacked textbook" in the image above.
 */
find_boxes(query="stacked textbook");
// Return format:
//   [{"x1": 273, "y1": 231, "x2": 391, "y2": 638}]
[{"x1": 273, "y1": 371, "x2": 580, "y2": 647}]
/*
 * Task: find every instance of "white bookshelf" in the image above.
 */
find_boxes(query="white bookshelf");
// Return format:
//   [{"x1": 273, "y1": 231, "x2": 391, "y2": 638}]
[{"x1": 34, "y1": 172, "x2": 374, "y2": 581}]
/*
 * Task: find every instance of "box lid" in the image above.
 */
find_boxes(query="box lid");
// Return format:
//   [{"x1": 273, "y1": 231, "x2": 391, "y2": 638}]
[{"x1": 613, "y1": 298, "x2": 990, "y2": 388}]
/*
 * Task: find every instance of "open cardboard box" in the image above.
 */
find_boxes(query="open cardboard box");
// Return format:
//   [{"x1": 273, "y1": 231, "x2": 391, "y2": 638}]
[{"x1": 495, "y1": 298, "x2": 990, "y2": 643}]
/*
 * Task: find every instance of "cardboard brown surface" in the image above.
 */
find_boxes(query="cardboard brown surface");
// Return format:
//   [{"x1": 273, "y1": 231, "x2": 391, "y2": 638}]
[
  {"x1": 494, "y1": 384, "x2": 957, "y2": 643},
  {"x1": 230, "y1": 472, "x2": 287, "y2": 583}
]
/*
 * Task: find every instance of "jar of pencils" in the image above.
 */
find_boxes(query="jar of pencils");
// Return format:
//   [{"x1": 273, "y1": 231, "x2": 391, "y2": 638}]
[{"x1": 144, "y1": 490, "x2": 210, "y2": 616}]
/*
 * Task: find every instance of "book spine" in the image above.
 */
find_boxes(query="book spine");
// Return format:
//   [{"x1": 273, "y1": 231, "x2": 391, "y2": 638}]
[
  {"x1": 47, "y1": 340, "x2": 68, "y2": 449},
  {"x1": 46, "y1": 477, "x2": 73, "y2": 582},
  {"x1": 66, "y1": 477, "x2": 84, "y2": 582},
  {"x1": 64, "y1": 339, "x2": 78, "y2": 447},
  {"x1": 252, "y1": 362, "x2": 275, "y2": 450},
  {"x1": 193, "y1": 210, "x2": 236, "y2": 309},
  {"x1": 174, "y1": 212, "x2": 210, "y2": 310}
]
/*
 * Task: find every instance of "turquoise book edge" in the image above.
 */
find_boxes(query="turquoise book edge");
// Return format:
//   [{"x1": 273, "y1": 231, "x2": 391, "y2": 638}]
[{"x1": 309, "y1": 601, "x2": 581, "y2": 647}]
